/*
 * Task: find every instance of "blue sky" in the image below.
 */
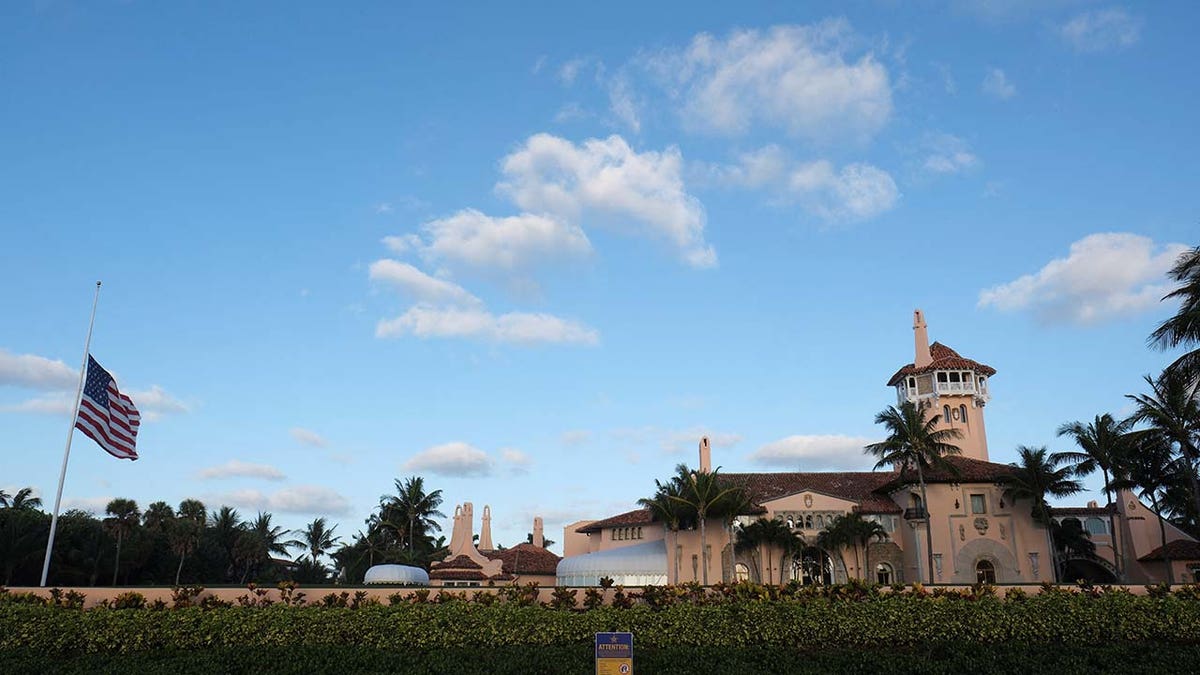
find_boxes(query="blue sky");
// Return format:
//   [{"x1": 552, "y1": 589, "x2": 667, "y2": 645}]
[{"x1": 2, "y1": 1, "x2": 1196, "y2": 554}]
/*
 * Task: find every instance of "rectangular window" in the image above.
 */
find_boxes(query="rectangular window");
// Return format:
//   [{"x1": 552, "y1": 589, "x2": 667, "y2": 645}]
[{"x1": 970, "y1": 494, "x2": 987, "y2": 514}]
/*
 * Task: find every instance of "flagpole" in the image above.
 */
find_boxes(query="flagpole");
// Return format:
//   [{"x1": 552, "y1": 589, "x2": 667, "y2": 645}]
[{"x1": 39, "y1": 281, "x2": 102, "y2": 587}]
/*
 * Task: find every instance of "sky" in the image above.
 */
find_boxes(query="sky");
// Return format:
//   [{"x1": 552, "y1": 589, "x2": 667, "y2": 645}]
[{"x1": 2, "y1": 1, "x2": 1197, "y2": 557}]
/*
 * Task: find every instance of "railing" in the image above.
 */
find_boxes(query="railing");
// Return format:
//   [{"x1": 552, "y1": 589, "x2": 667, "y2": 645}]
[
  {"x1": 904, "y1": 507, "x2": 929, "y2": 520},
  {"x1": 935, "y1": 382, "x2": 977, "y2": 394}
]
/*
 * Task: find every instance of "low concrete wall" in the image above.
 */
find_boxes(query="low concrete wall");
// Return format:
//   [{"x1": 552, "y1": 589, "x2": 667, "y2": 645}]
[{"x1": 5, "y1": 583, "x2": 1177, "y2": 609}]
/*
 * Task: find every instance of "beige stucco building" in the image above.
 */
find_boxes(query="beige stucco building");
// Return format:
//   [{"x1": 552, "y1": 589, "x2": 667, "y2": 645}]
[{"x1": 558, "y1": 311, "x2": 1200, "y2": 587}]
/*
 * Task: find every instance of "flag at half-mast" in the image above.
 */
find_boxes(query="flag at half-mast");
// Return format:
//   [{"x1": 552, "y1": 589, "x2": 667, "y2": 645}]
[{"x1": 75, "y1": 354, "x2": 141, "y2": 460}]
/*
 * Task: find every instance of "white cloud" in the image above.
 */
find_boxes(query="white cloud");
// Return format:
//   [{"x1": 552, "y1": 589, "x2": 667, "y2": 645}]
[
  {"x1": 376, "y1": 305, "x2": 599, "y2": 345},
  {"x1": 0, "y1": 393, "x2": 74, "y2": 416},
  {"x1": 607, "y1": 74, "x2": 641, "y2": 132},
  {"x1": 558, "y1": 58, "x2": 588, "y2": 86},
  {"x1": 748, "y1": 434, "x2": 876, "y2": 470},
  {"x1": 0, "y1": 349, "x2": 77, "y2": 390},
  {"x1": 1061, "y1": 8, "x2": 1141, "y2": 53},
  {"x1": 982, "y1": 67, "x2": 1016, "y2": 99},
  {"x1": 417, "y1": 209, "x2": 592, "y2": 274},
  {"x1": 198, "y1": 460, "x2": 286, "y2": 481},
  {"x1": 382, "y1": 234, "x2": 421, "y2": 254},
  {"x1": 644, "y1": 20, "x2": 892, "y2": 143},
  {"x1": 978, "y1": 233, "x2": 1190, "y2": 324},
  {"x1": 502, "y1": 448, "x2": 533, "y2": 475},
  {"x1": 404, "y1": 441, "x2": 494, "y2": 477},
  {"x1": 920, "y1": 133, "x2": 980, "y2": 175},
  {"x1": 375, "y1": 202, "x2": 394, "y2": 214},
  {"x1": 498, "y1": 133, "x2": 716, "y2": 268},
  {"x1": 210, "y1": 485, "x2": 351, "y2": 516},
  {"x1": 560, "y1": 429, "x2": 592, "y2": 446},
  {"x1": 125, "y1": 385, "x2": 189, "y2": 421},
  {"x1": 289, "y1": 427, "x2": 329, "y2": 448},
  {"x1": 368, "y1": 258, "x2": 481, "y2": 306}
]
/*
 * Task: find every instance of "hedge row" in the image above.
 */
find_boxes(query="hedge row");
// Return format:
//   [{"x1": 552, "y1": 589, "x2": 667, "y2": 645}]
[
  {"x1": 4, "y1": 644, "x2": 1200, "y2": 675},
  {"x1": 3, "y1": 591, "x2": 1200, "y2": 655}
]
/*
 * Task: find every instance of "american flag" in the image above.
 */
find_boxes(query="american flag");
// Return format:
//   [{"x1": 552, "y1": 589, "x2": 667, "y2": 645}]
[{"x1": 75, "y1": 355, "x2": 140, "y2": 460}]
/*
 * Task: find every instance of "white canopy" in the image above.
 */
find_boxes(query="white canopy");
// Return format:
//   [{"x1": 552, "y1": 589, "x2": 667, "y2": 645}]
[
  {"x1": 556, "y1": 540, "x2": 668, "y2": 587},
  {"x1": 363, "y1": 564, "x2": 430, "y2": 585}
]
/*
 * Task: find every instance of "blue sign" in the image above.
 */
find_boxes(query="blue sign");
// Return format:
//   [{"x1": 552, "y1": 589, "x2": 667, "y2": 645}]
[{"x1": 595, "y1": 632, "x2": 633, "y2": 675}]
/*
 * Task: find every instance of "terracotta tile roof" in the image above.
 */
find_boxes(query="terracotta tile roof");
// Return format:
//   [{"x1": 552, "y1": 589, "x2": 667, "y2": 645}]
[
  {"x1": 486, "y1": 543, "x2": 562, "y2": 575},
  {"x1": 576, "y1": 508, "x2": 655, "y2": 533},
  {"x1": 1050, "y1": 505, "x2": 1117, "y2": 517},
  {"x1": 887, "y1": 342, "x2": 997, "y2": 386},
  {"x1": 882, "y1": 455, "x2": 1018, "y2": 486},
  {"x1": 1138, "y1": 538, "x2": 1200, "y2": 562},
  {"x1": 430, "y1": 555, "x2": 482, "y2": 571},
  {"x1": 722, "y1": 472, "x2": 903, "y2": 514}
]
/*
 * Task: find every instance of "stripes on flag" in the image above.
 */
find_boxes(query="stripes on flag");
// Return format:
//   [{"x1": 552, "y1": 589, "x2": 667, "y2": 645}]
[{"x1": 75, "y1": 354, "x2": 141, "y2": 460}]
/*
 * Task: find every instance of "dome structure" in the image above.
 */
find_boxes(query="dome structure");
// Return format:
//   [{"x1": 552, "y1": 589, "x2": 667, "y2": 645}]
[
  {"x1": 556, "y1": 539, "x2": 668, "y2": 586},
  {"x1": 363, "y1": 564, "x2": 430, "y2": 585}
]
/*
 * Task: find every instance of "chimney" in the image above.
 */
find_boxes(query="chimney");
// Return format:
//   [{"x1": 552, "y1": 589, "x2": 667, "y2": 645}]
[
  {"x1": 449, "y1": 504, "x2": 464, "y2": 552},
  {"x1": 699, "y1": 436, "x2": 712, "y2": 473},
  {"x1": 913, "y1": 310, "x2": 932, "y2": 368},
  {"x1": 479, "y1": 505, "x2": 494, "y2": 551},
  {"x1": 533, "y1": 516, "x2": 544, "y2": 548},
  {"x1": 463, "y1": 502, "x2": 475, "y2": 549}
]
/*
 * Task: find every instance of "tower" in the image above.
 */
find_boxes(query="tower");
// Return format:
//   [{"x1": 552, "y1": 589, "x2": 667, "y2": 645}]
[{"x1": 887, "y1": 310, "x2": 995, "y2": 461}]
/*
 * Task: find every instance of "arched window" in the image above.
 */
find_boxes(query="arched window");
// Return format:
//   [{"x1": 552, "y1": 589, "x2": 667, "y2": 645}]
[
  {"x1": 959, "y1": 404, "x2": 968, "y2": 425},
  {"x1": 1085, "y1": 518, "x2": 1106, "y2": 536},
  {"x1": 735, "y1": 563, "x2": 750, "y2": 583},
  {"x1": 876, "y1": 562, "x2": 894, "y2": 585},
  {"x1": 816, "y1": 515, "x2": 825, "y2": 529},
  {"x1": 786, "y1": 517, "x2": 794, "y2": 529},
  {"x1": 805, "y1": 515, "x2": 814, "y2": 529},
  {"x1": 976, "y1": 560, "x2": 996, "y2": 585}
]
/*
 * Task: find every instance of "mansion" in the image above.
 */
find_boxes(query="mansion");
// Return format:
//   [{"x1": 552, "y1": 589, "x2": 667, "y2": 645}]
[{"x1": 551, "y1": 311, "x2": 1200, "y2": 587}]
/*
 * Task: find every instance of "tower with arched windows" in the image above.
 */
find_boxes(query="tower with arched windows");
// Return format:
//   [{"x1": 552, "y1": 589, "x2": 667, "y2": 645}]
[{"x1": 887, "y1": 310, "x2": 995, "y2": 461}]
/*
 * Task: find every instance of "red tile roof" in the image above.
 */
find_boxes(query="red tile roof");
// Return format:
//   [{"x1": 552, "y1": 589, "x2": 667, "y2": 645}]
[
  {"x1": 887, "y1": 342, "x2": 997, "y2": 386},
  {"x1": 882, "y1": 455, "x2": 1018, "y2": 486},
  {"x1": 486, "y1": 543, "x2": 562, "y2": 575},
  {"x1": 576, "y1": 508, "x2": 655, "y2": 533},
  {"x1": 722, "y1": 471, "x2": 902, "y2": 514},
  {"x1": 1050, "y1": 505, "x2": 1117, "y2": 517},
  {"x1": 1138, "y1": 538, "x2": 1200, "y2": 562}
]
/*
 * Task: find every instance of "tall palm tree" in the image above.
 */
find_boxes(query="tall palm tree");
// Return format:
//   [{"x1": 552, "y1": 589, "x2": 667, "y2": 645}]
[
  {"x1": 104, "y1": 498, "x2": 141, "y2": 586},
  {"x1": 720, "y1": 488, "x2": 754, "y2": 583},
  {"x1": 1055, "y1": 414, "x2": 1134, "y2": 579},
  {"x1": 864, "y1": 401, "x2": 963, "y2": 584},
  {"x1": 1150, "y1": 245, "x2": 1200, "y2": 379},
  {"x1": 168, "y1": 517, "x2": 202, "y2": 585},
  {"x1": 734, "y1": 518, "x2": 767, "y2": 583},
  {"x1": 1003, "y1": 446, "x2": 1083, "y2": 583},
  {"x1": 300, "y1": 517, "x2": 340, "y2": 563},
  {"x1": 816, "y1": 518, "x2": 853, "y2": 580},
  {"x1": 236, "y1": 512, "x2": 299, "y2": 583},
  {"x1": 380, "y1": 476, "x2": 445, "y2": 554},
  {"x1": 1112, "y1": 431, "x2": 1179, "y2": 584},
  {"x1": 667, "y1": 463, "x2": 744, "y2": 585},
  {"x1": 177, "y1": 499, "x2": 207, "y2": 524},
  {"x1": 737, "y1": 517, "x2": 801, "y2": 584},
  {"x1": 640, "y1": 476, "x2": 691, "y2": 583},
  {"x1": 3, "y1": 487, "x2": 42, "y2": 510},
  {"x1": 209, "y1": 506, "x2": 243, "y2": 581},
  {"x1": 848, "y1": 514, "x2": 888, "y2": 582},
  {"x1": 142, "y1": 501, "x2": 175, "y2": 531},
  {"x1": 1126, "y1": 369, "x2": 1200, "y2": 521}
]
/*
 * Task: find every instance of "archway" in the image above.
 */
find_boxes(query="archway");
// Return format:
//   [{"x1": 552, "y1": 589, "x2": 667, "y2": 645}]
[
  {"x1": 791, "y1": 546, "x2": 834, "y2": 585},
  {"x1": 1059, "y1": 555, "x2": 1118, "y2": 584}
]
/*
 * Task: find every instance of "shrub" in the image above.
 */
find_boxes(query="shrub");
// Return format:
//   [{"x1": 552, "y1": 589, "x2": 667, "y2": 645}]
[{"x1": 108, "y1": 592, "x2": 146, "y2": 610}]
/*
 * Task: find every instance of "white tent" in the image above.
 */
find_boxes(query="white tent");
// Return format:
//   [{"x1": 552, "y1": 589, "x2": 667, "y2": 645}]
[
  {"x1": 363, "y1": 564, "x2": 430, "y2": 585},
  {"x1": 555, "y1": 540, "x2": 668, "y2": 586}
]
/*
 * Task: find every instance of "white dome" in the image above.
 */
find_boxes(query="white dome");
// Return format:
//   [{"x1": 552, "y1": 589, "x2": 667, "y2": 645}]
[
  {"x1": 556, "y1": 539, "x2": 668, "y2": 586},
  {"x1": 363, "y1": 564, "x2": 430, "y2": 585}
]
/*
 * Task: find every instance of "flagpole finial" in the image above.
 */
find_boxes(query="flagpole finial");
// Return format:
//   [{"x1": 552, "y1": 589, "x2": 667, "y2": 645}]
[{"x1": 96, "y1": 281, "x2": 102, "y2": 287}]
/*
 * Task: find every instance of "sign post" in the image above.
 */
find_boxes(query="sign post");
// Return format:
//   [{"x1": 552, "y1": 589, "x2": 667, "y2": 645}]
[{"x1": 595, "y1": 632, "x2": 633, "y2": 675}]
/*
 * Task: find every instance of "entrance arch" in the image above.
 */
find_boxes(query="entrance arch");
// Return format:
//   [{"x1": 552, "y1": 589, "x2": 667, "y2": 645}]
[
  {"x1": 1059, "y1": 555, "x2": 1119, "y2": 584},
  {"x1": 791, "y1": 546, "x2": 835, "y2": 585}
]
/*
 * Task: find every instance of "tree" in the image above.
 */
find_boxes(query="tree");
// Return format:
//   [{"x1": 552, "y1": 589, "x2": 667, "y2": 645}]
[
  {"x1": 235, "y1": 512, "x2": 298, "y2": 583},
  {"x1": 104, "y1": 498, "x2": 141, "y2": 586},
  {"x1": 208, "y1": 506, "x2": 243, "y2": 582},
  {"x1": 169, "y1": 499, "x2": 206, "y2": 586},
  {"x1": 1113, "y1": 431, "x2": 1180, "y2": 584},
  {"x1": 816, "y1": 518, "x2": 853, "y2": 581},
  {"x1": 2, "y1": 487, "x2": 43, "y2": 510},
  {"x1": 736, "y1": 517, "x2": 801, "y2": 584},
  {"x1": 300, "y1": 517, "x2": 340, "y2": 563},
  {"x1": 1003, "y1": 446, "x2": 1083, "y2": 583},
  {"x1": 864, "y1": 401, "x2": 963, "y2": 584},
  {"x1": 666, "y1": 464, "x2": 745, "y2": 585},
  {"x1": 638, "y1": 477, "x2": 691, "y2": 583},
  {"x1": 142, "y1": 502, "x2": 175, "y2": 531},
  {"x1": 1150, "y1": 245, "x2": 1200, "y2": 380},
  {"x1": 524, "y1": 532, "x2": 557, "y2": 548},
  {"x1": 380, "y1": 476, "x2": 445, "y2": 555},
  {"x1": 1125, "y1": 369, "x2": 1200, "y2": 523},
  {"x1": 1055, "y1": 414, "x2": 1134, "y2": 578}
]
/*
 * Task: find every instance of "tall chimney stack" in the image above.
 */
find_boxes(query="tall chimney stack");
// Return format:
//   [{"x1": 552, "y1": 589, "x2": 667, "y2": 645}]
[
  {"x1": 699, "y1": 436, "x2": 712, "y2": 473},
  {"x1": 533, "y1": 516, "x2": 544, "y2": 548},
  {"x1": 913, "y1": 309, "x2": 932, "y2": 368},
  {"x1": 479, "y1": 505, "x2": 494, "y2": 551}
]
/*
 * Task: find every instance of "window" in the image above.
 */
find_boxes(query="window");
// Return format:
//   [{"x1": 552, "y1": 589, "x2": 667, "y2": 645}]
[
  {"x1": 637, "y1": 526, "x2": 643, "y2": 540},
  {"x1": 943, "y1": 405, "x2": 952, "y2": 423},
  {"x1": 937, "y1": 372, "x2": 948, "y2": 383},
  {"x1": 959, "y1": 404, "x2": 968, "y2": 425},
  {"x1": 735, "y1": 563, "x2": 750, "y2": 582},
  {"x1": 805, "y1": 515, "x2": 814, "y2": 529},
  {"x1": 970, "y1": 494, "x2": 987, "y2": 514},
  {"x1": 949, "y1": 372, "x2": 961, "y2": 383},
  {"x1": 1085, "y1": 518, "x2": 1107, "y2": 536},
  {"x1": 976, "y1": 560, "x2": 996, "y2": 585},
  {"x1": 876, "y1": 563, "x2": 894, "y2": 585},
  {"x1": 1189, "y1": 565, "x2": 1200, "y2": 584},
  {"x1": 816, "y1": 515, "x2": 824, "y2": 528}
]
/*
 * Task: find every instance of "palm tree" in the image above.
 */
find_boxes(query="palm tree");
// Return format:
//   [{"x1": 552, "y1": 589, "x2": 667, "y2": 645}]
[
  {"x1": 864, "y1": 401, "x2": 963, "y2": 584},
  {"x1": 1112, "y1": 431, "x2": 1179, "y2": 584},
  {"x1": 168, "y1": 517, "x2": 202, "y2": 585},
  {"x1": 1126, "y1": 369, "x2": 1200, "y2": 520},
  {"x1": 104, "y1": 498, "x2": 140, "y2": 586},
  {"x1": 734, "y1": 518, "x2": 767, "y2": 582},
  {"x1": 720, "y1": 488, "x2": 754, "y2": 583},
  {"x1": 236, "y1": 512, "x2": 299, "y2": 583},
  {"x1": 300, "y1": 517, "x2": 340, "y2": 563},
  {"x1": 737, "y1": 517, "x2": 801, "y2": 584},
  {"x1": 380, "y1": 476, "x2": 445, "y2": 554},
  {"x1": 177, "y1": 499, "x2": 207, "y2": 524},
  {"x1": 1150, "y1": 245, "x2": 1200, "y2": 379},
  {"x1": 1055, "y1": 414, "x2": 1134, "y2": 579},
  {"x1": 142, "y1": 501, "x2": 175, "y2": 531},
  {"x1": 638, "y1": 473, "x2": 692, "y2": 583},
  {"x1": 846, "y1": 514, "x2": 888, "y2": 582},
  {"x1": 816, "y1": 518, "x2": 853, "y2": 581},
  {"x1": 209, "y1": 506, "x2": 244, "y2": 581},
  {"x1": 666, "y1": 463, "x2": 745, "y2": 585},
  {"x1": 1003, "y1": 446, "x2": 1083, "y2": 583},
  {"x1": 524, "y1": 532, "x2": 557, "y2": 548},
  {"x1": 3, "y1": 487, "x2": 42, "y2": 510}
]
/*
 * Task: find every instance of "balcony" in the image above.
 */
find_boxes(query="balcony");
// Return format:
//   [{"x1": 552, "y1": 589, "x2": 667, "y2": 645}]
[
  {"x1": 904, "y1": 507, "x2": 929, "y2": 521},
  {"x1": 935, "y1": 381, "x2": 976, "y2": 395}
]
